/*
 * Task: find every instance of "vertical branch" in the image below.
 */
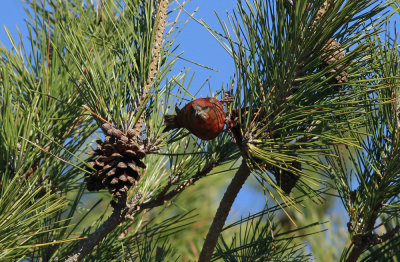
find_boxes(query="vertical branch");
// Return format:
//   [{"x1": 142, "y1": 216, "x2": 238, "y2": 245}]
[
  {"x1": 396, "y1": 94, "x2": 400, "y2": 131},
  {"x1": 198, "y1": 160, "x2": 251, "y2": 262},
  {"x1": 133, "y1": 0, "x2": 169, "y2": 133}
]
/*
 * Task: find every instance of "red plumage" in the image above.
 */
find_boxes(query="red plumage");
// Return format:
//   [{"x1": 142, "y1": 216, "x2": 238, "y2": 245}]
[{"x1": 164, "y1": 97, "x2": 225, "y2": 140}]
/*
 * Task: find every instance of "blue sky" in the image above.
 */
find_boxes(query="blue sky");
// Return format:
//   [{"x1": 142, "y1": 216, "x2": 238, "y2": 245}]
[{"x1": 0, "y1": 0, "x2": 234, "y2": 96}]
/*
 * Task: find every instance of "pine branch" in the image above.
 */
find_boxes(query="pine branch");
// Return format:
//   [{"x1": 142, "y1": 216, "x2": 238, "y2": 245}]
[
  {"x1": 133, "y1": 0, "x2": 169, "y2": 134},
  {"x1": 396, "y1": 94, "x2": 400, "y2": 131},
  {"x1": 346, "y1": 226, "x2": 400, "y2": 262},
  {"x1": 198, "y1": 160, "x2": 251, "y2": 262},
  {"x1": 65, "y1": 160, "x2": 220, "y2": 261}
]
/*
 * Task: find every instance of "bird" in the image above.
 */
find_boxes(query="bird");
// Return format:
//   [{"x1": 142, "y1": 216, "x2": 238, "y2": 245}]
[{"x1": 163, "y1": 97, "x2": 226, "y2": 140}]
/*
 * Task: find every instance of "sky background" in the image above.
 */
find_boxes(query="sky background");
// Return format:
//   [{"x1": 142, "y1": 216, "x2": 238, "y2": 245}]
[{"x1": 0, "y1": 1, "x2": 235, "y2": 94}]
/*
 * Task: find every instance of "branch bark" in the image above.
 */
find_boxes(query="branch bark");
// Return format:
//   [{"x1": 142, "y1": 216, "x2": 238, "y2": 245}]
[
  {"x1": 198, "y1": 160, "x2": 251, "y2": 262},
  {"x1": 133, "y1": 0, "x2": 169, "y2": 133}
]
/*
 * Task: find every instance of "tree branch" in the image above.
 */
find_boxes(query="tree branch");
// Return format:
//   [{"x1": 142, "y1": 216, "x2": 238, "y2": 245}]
[
  {"x1": 198, "y1": 160, "x2": 251, "y2": 262},
  {"x1": 65, "y1": 160, "x2": 219, "y2": 262},
  {"x1": 133, "y1": 0, "x2": 169, "y2": 133},
  {"x1": 346, "y1": 226, "x2": 400, "y2": 262}
]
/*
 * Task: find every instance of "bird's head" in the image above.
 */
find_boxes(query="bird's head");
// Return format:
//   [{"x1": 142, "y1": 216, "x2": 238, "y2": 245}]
[{"x1": 192, "y1": 104, "x2": 210, "y2": 120}]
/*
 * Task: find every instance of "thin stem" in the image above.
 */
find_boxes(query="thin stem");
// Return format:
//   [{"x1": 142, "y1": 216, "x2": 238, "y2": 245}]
[{"x1": 198, "y1": 160, "x2": 250, "y2": 262}]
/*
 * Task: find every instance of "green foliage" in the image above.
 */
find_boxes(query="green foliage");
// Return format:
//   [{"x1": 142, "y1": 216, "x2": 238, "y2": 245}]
[
  {"x1": 80, "y1": 211, "x2": 195, "y2": 262},
  {"x1": 190, "y1": 1, "x2": 391, "y2": 223},
  {"x1": 324, "y1": 19, "x2": 400, "y2": 260},
  {"x1": 0, "y1": 0, "x2": 399, "y2": 261},
  {"x1": 0, "y1": 176, "x2": 69, "y2": 260},
  {"x1": 213, "y1": 206, "x2": 315, "y2": 261}
]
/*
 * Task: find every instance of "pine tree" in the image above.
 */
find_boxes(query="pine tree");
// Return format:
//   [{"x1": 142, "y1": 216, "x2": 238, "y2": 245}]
[{"x1": 0, "y1": 0, "x2": 399, "y2": 261}]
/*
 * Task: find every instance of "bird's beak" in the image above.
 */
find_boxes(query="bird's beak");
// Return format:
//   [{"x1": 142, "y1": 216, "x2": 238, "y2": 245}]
[
  {"x1": 195, "y1": 111, "x2": 202, "y2": 119},
  {"x1": 193, "y1": 106, "x2": 208, "y2": 120}
]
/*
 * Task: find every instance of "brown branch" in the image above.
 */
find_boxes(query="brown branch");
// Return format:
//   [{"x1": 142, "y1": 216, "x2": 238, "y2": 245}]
[
  {"x1": 371, "y1": 226, "x2": 400, "y2": 245},
  {"x1": 396, "y1": 94, "x2": 400, "y2": 131},
  {"x1": 346, "y1": 226, "x2": 400, "y2": 262},
  {"x1": 133, "y1": 0, "x2": 169, "y2": 133},
  {"x1": 139, "y1": 160, "x2": 218, "y2": 210},
  {"x1": 345, "y1": 189, "x2": 400, "y2": 262},
  {"x1": 198, "y1": 160, "x2": 251, "y2": 262},
  {"x1": 65, "y1": 160, "x2": 219, "y2": 261}
]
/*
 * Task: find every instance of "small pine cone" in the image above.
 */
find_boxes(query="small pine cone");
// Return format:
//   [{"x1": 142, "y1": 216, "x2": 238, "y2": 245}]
[
  {"x1": 273, "y1": 161, "x2": 301, "y2": 194},
  {"x1": 322, "y1": 39, "x2": 345, "y2": 65},
  {"x1": 112, "y1": 129, "x2": 123, "y2": 138},
  {"x1": 321, "y1": 38, "x2": 347, "y2": 88}
]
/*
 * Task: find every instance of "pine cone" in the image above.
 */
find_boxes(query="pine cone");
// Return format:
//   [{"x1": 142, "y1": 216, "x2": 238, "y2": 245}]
[
  {"x1": 314, "y1": 1, "x2": 330, "y2": 24},
  {"x1": 85, "y1": 125, "x2": 145, "y2": 197},
  {"x1": 272, "y1": 161, "x2": 301, "y2": 194},
  {"x1": 321, "y1": 38, "x2": 348, "y2": 88}
]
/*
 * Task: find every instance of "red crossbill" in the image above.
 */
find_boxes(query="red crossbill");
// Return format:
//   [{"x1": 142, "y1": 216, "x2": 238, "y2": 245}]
[{"x1": 164, "y1": 97, "x2": 225, "y2": 140}]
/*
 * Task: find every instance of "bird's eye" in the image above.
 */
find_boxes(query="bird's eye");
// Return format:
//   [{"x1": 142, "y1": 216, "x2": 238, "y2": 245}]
[{"x1": 204, "y1": 106, "x2": 209, "y2": 110}]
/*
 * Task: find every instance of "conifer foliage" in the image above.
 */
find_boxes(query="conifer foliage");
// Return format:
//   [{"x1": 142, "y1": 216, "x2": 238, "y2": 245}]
[{"x1": 0, "y1": 0, "x2": 399, "y2": 261}]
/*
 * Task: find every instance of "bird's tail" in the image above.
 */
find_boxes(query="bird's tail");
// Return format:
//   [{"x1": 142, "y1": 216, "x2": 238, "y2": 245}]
[{"x1": 163, "y1": 115, "x2": 180, "y2": 132}]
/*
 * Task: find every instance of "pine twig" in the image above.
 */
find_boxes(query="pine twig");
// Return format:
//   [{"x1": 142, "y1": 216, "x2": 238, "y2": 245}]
[
  {"x1": 396, "y1": 94, "x2": 400, "y2": 131},
  {"x1": 198, "y1": 160, "x2": 251, "y2": 262},
  {"x1": 133, "y1": 0, "x2": 169, "y2": 134}
]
